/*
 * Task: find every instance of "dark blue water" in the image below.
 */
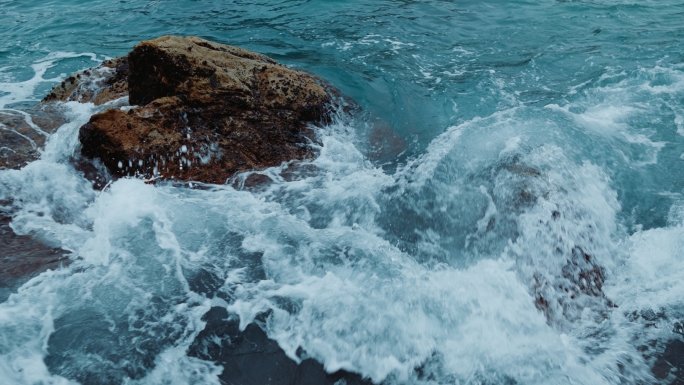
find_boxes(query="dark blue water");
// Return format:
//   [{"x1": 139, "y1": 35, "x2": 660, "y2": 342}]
[{"x1": 2, "y1": 1, "x2": 684, "y2": 384}]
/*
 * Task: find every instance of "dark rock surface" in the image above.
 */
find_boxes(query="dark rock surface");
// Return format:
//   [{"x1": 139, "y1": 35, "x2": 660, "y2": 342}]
[
  {"x1": 189, "y1": 307, "x2": 373, "y2": 385},
  {"x1": 3, "y1": 54, "x2": 128, "y2": 171},
  {"x1": 652, "y1": 338, "x2": 684, "y2": 385},
  {"x1": 0, "y1": 105, "x2": 71, "y2": 302},
  {"x1": 0, "y1": 211, "x2": 68, "y2": 302},
  {"x1": 78, "y1": 36, "x2": 340, "y2": 184},
  {"x1": 0, "y1": 104, "x2": 66, "y2": 170}
]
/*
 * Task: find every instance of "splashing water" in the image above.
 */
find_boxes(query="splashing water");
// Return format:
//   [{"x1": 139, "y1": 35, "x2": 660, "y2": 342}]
[{"x1": 2, "y1": 1, "x2": 684, "y2": 384}]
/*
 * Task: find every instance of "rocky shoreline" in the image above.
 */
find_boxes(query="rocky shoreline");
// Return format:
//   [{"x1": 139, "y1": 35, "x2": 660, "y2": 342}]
[
  {"x1": 3, "y1": 35, "x2": 683, "y2": 385},
  {"x1": 1, "y1": 36, "x2": 368, "y2": 385},
  {"x1": 47, "y1": 35, "x2": 344, "y2": 184},
  {"x1": 0, "y1": 35, "x2": 348, "y2": 294}
]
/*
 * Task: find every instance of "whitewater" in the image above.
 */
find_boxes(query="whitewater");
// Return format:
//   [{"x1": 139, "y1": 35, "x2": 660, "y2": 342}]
[{"x1": 1, "y1": 1, "x2": 684, "y2": 384}]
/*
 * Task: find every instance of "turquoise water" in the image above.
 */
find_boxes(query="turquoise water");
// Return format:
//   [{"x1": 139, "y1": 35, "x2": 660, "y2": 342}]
[{"x1": 1, "y1": 1, "x2": 684, "y2": 384}]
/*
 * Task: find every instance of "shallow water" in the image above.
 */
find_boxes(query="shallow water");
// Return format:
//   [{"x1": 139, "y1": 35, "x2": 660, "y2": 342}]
[{"x1": 2, "y1": 0, "x2": 684, "y2": 384}]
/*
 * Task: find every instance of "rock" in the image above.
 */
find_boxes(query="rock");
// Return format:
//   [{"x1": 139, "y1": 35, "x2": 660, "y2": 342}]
[
  {"x1": 3, "y1": 53, "x2": 128, "y2": 171},
  {"x1": 0, "y1": 94, "x2": 72, "y2": 302},
  {"x1": 0, "y1": 104, "x2": 67, "y2": 170},
  {"x1": 652, "y1": 339, "x2": 684, "y2": 384},
  {"x1": 367, "y1": 119, "x2": 407, "y2": 164},
  {"x1": 0, "y1": 211, "x2": 69, "y2": 302},
  {"x1": 78, "y1": 36, "x2": 341, "y2": 184},
  {"x1": 0, "y1": 60, "x2": 123, "y2": 301},
  {"x1": 188, "y1": 307, "x2": 373, "y2": 385},
  {"x1": 42, "y1": 57, "x2": 129, "y2": 106}
]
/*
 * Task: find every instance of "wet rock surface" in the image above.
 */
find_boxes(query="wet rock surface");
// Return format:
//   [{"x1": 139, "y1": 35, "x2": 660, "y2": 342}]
[
  {"x1": 2, "y1": 36, "x2": 369, "y2": 384},
  {"x1": 0, "y1": 104, "x2": 66, "y2": 170},
  {"x1": 653, "y1": 339, "x2": 684, "y2": 385},
  {"x1": 189, "y1": 307, "x2": 373, "y2": 385},
  {"x1": 0, "y1": 91, "x2": 71, "y2": 302},
  {"x1": 78, "y1": 36, "x2": 340, "y2": 184},
  {"x1": 0, "y1": 102, "x2": 78, "y2": 301},
  {"x1": 0, "y1": 211, "x2": 68, "y2": 302},
  {"x1": 43, "y1": 56, "x2": 129, "y2": 106},
  {"x1": 2, "y1": 54, "x2": 128, "y2": 171}
]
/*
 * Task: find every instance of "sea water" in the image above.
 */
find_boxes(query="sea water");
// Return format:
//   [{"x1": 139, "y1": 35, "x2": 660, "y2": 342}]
[{"x1": 1, "y1": 0, "x2": 684, "y2": 384}]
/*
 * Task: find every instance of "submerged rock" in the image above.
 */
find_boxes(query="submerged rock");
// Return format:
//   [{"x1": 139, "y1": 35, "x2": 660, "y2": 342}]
[
  {"x1": 77, "y1": 36, "x2": 340, "y2": 184},
  {"x1": 2, "y1": 54, "x2": 128, "y2": 171},
  {"x1": 652, "y1": 338, "x2": 684, "y2": 383},
  {"x1": 189, "y1": 307, "x2": 373, "y2": 385},
  {"x1": 0, "y1": 211, "x2": 68, "y2": 302},
  {"x1": 0, "y1": 104, "x2": 67, "y2": 170}
]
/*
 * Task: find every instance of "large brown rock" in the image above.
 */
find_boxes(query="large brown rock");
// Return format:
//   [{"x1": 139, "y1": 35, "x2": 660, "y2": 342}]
[
  {"x1": 78, "y1": 36, "x2": 339, "y2": 184},
  {"x1": 42, "y1": 57, "x2": 129, "y2": 106}
]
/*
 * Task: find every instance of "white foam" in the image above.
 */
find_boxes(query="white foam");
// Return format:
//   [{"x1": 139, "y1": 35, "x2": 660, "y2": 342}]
[
  {"x1": 0, "y1": 51, "x2": 682, "y2": 385},
  {"x1": 0, "y1": 52, "x2": 99, "y2": 109},
  {"x1": 396, "y1": 107, "x2": 519, "y2": 189},
  {"x1": 231, "y1": 258, "x2": 569, "y2": 383},
  {"x1": 125, "y1": 347, "x2": 222, "y2": 385},
  {"x1": 545, "y1": 103, "x2": 636, "y2": 137},
  {"x1": 608, "y1": 225, "x2": 684, "y2": 311},
  {"x1": 0, "y1": 270, "x2": 79, "y2": 385},
  {"x1": 545, "y1": 102, "x2": 665, "y2": 167},
  {"x1": 639, "y1": 66, "x2": 684, "y2": 95}
]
